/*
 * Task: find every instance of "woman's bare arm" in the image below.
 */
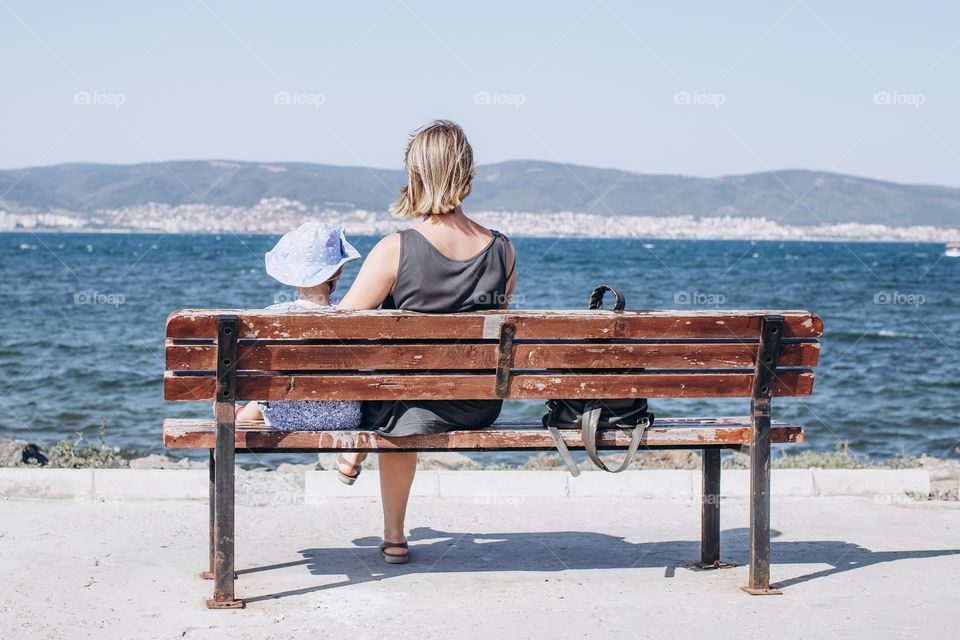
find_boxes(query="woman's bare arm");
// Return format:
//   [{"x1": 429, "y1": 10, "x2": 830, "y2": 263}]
[{"x1": 337, "y1": 233, "x2": 402, "y2": 311}]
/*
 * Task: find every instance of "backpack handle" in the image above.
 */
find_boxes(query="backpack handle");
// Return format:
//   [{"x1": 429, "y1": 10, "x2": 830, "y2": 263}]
[
  {"x1": 581, "y1": 400, "x2": 651, "y2": 473},
  {"x1": 588, "y1": 285, "x2": 626, "y2": 311}
]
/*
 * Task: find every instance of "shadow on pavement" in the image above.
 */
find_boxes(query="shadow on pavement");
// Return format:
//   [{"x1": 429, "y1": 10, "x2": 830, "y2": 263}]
[{"x1": 237, "y1": 526, "x2": 959, "y2": 603}]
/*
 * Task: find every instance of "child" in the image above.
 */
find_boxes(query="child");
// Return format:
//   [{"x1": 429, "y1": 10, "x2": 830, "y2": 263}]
[{"x1": 236, "y1": 222, "x2": 363, "y2": 461}]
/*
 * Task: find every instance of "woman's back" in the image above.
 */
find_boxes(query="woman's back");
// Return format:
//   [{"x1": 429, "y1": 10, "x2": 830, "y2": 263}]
[
  {"x1": 382, "y1": 227, "x2": 512, "y2": 313},
  {"x1": 409, "y1": 218, "x2": 494, "y2": 259}
]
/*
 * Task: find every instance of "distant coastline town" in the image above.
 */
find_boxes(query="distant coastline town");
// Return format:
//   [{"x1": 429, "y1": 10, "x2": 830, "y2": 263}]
[{"x1": 2, "y1": 197, "x2": 959, "y2": 243}]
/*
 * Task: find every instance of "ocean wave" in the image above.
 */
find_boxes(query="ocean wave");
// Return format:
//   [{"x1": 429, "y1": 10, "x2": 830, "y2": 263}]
[
  {"x1": 874, "y1": 329, "x2": 928, "y2": 339},
  {"x1": 829, "y1": 329, "x2": 928, "y2": 340}
]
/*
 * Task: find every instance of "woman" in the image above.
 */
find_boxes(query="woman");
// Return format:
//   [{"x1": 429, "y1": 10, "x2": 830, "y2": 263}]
[{"x1": 337, "y1": 120, "x2": 517, "y2": 564}]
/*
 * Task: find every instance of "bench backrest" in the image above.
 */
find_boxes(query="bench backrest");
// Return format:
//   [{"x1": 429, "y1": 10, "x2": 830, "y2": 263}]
[{"x1": 164, "y1": 310, "x2": 822, "y2": 403}]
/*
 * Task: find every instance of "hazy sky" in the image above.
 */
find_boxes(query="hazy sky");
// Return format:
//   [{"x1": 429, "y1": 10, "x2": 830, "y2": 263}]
[{"x1": 2, "y1": 1, "x2": 958, "y2": 186}]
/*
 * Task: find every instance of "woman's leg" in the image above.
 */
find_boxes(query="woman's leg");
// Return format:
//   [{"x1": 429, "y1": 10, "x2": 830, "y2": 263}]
[{"x1": 378, "y1": 452, "x2": 417, "y2": 558}]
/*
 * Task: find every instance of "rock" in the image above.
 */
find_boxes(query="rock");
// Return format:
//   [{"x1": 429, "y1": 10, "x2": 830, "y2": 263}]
[
  {"x1": 276, "y1": 463, "x2": 315, "y2": 475},
  {"x1": 417, "y1": 452, "x2": 483, "y2": 470},
  {"x1": 923, "y1": 458, "x2": 959, "y2": 500},
  {"x1": 315, "y1": 453, "x2": 337, "y2": 470},
  {"x1": 925, "y1": 458, "x2": 960, "y2": 481},
  {"x1": 236, "y1": 467, "x2": 303, "y2": 504},
  {"x1": 176, "y1": 457, "x2": 207, "y2": 470},
  {"x1": 557, "y1": 449, "x2": 703, "y2": 472},
  {"x1": 0, "y1": 438, "x2": 48, "y2": 467},
  {"x1": 631, "y1": 450, "x2": 702, "y2": 470},
  {"x1": 274, "y1": 463, "x2": 316, "y2": 490},
  {"x1": 520, "y1": 453, "x2": 565, "y2": 470},
  {"x1": 129, "y1": 454, "x2": 206, "y2": 470},
  {"x1": 316, "y1": 453, "x2": 379, "y2": 470},
  {"x1": 315, "y1": 452, "x2": 481, "y2": 471}
]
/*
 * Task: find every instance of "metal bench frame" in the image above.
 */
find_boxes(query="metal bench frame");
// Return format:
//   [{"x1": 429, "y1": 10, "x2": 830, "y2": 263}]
[{"x1": 170, "y1": 312, "x2": 802, "y2": 608}]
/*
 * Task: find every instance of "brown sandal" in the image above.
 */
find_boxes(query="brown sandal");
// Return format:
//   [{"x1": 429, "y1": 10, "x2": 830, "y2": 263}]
[
  {"x1": 379, "y1": 540, "x2": 409, "y2": 564},
  {"x1": 336, "y1": 454, "x2": 362, "y2": 485}
]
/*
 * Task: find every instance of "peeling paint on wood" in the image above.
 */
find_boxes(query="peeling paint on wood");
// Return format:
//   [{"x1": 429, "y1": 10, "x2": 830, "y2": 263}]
[
  {"x1": 165, "y1": 341, "x2": 821, "y2": 372},
  {"x1": 164, "y1": 370, "x2": 816, "y2": 401},
  {"x1": 162, "y1": 417, "x2": 804, "y2": 450},
  {"x1": 166, "y1": 310, "x2": 824, "y2": 340}
]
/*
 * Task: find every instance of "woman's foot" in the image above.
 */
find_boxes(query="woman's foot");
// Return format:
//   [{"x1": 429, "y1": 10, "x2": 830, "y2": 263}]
[
  {"x1": 379, "y1": 536, "x2": 409, "y2": 564},
  {"x1": 336, "y1": 453, "x2": 366, "y2": 485}
]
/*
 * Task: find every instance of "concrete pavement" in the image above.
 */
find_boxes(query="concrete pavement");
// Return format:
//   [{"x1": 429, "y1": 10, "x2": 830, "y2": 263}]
[{"x1": 1, "y1": 491, "x2": 957, "y2": 639}]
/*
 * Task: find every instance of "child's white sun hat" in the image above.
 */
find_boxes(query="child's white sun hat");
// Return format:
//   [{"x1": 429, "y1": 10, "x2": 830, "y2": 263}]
[{"x1": 265, "y1": 221, "x2": 360, "y2": 287}]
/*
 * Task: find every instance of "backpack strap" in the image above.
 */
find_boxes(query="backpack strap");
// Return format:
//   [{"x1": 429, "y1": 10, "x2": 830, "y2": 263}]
[
  {"x1": 544, "y1": 400, "x2": 581, "y2": 476},
  {"x1": 546, "y1": 424, "x2": 581, "y2": 477},
  {"x1": 582, "y1": 400, "x2": 650, "y2": 473}
]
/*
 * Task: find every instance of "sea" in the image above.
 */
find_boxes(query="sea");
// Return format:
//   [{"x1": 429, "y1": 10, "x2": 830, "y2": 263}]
[{"x1": 1, "y1": 231, "x2": 957, "y2": 465}]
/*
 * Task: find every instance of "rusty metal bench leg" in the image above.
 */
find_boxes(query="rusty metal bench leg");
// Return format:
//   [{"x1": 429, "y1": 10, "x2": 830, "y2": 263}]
[
  {"x1": 207, "y1": 316, "x2": 244, "y2": 609},
  {"x1": 200, "y1": 448, "x2": 215, "y2": 579},
  {"x1": 202, "y1": 448, "x2": 237, "y2": 582},
  {"x1": 695, "y1": 448, "x2": 727, "y2": 568},
  {"x1": 742, "y1": 315, "x2": 783, "y2": 596}
]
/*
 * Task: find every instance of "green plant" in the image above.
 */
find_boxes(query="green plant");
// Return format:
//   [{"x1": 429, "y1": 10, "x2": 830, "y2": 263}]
[
  {"x1": 885, "y1": 448, "x2": 924, "y2": 469},
  {"x1": 519, "y1": 453, "x2": 564, "y2": 470},
  {"x1": 46, "y1": 421, "x2": 127, "y2": 469},
  {"x1": 771, "y1": 442, "x2": 872, "y2": 469}
]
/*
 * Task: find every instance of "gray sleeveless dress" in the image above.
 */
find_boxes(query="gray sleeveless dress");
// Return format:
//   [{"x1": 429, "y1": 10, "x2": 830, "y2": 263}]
[{"x1": 361, "y1": 227, "x2": 515, "y2": 436}]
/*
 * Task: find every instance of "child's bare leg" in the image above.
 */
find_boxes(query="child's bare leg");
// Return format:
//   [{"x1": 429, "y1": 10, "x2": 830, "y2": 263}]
[{"x1": 237, "y1": 402, "x2": 263, "y2": 422}]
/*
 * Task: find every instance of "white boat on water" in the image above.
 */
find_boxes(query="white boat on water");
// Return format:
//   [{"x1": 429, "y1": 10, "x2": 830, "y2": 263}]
[{"x1": 946, "y1": 242, "x2": 960, "y2": 257}]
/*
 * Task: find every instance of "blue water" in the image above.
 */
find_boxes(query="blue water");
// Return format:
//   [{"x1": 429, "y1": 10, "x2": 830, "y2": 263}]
[{"x1": 1, "y1": 232, "x2": 957, "y2": 464}]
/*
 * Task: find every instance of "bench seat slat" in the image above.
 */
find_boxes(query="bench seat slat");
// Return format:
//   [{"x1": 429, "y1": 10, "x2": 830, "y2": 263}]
[
  {"x1": 162, "y1": 417, "x2": 803, "y2": 450},
  {"x1": 166, "y1": 310, "x2": 824, "y2": 340},
  {"x1": 164, "y1": 370, "x2": 815, "y2": 401},
  {"x1": 165, "y1": 341, "x2": 821, "y2": 372}
]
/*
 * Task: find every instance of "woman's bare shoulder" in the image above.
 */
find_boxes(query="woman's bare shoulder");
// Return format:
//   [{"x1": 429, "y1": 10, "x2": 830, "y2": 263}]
[{"x1": 370, "y1": 232, "x2": 402, "y2": 260}]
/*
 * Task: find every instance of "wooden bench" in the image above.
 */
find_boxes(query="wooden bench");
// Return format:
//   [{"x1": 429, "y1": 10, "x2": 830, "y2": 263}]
[{"x1": 163, "y1": 309, "x2": 822, "y2": 607}]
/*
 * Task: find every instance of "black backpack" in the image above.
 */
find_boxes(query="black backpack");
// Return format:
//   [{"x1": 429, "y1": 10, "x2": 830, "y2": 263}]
[{"x1": 542, "y1": 285, "x2": 654, "y2": 475}]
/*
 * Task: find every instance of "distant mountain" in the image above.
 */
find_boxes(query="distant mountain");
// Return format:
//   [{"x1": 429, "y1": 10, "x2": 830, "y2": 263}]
[{"x1": 1, "y1": 159, "x2": 958, "y2": 227}]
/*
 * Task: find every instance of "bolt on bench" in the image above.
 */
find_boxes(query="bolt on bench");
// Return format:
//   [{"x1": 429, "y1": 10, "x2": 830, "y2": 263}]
[{"x1": 163, "y1": 309, "x2": 822, "y2": 608}]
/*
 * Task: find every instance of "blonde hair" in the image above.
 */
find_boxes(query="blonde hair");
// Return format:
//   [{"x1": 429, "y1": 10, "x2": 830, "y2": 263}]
[{"x1": 391, "y1": 120, "x2": 475, "y2": 217}]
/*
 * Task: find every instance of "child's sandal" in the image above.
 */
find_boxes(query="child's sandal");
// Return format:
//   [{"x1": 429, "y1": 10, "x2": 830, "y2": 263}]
[{"x1": 336, "y1": 454, "x2": 363, "y2": 485}]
